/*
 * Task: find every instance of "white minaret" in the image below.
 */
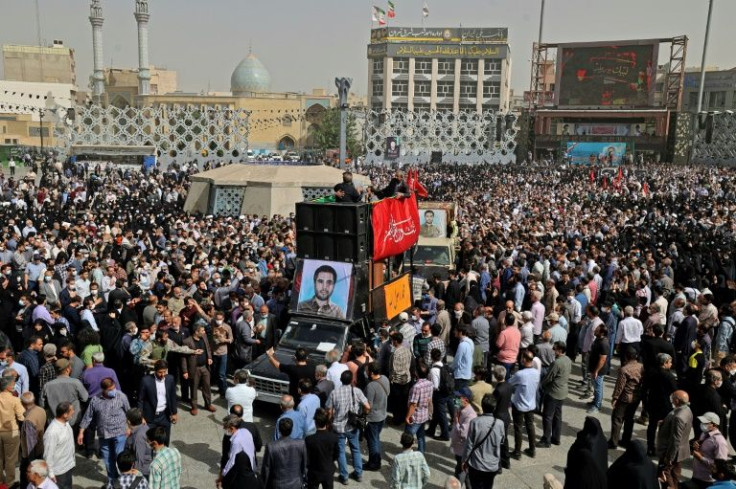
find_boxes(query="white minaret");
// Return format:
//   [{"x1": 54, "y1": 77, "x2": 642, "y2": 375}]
[
  {"x1": 134, "y1": 0, "x2": 151, "y2": 96},
  {"x1": 89, "y1": 0, "x2": 105, "y2": 102}
]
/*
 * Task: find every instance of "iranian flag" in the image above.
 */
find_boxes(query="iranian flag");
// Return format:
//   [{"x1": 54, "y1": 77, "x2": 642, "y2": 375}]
[
  {"x1": 372, "y1": 6, "x2": 387, "y2": 25},
  {"x1": 387, "y1": 1, "x2": 396, "y2": 18}
]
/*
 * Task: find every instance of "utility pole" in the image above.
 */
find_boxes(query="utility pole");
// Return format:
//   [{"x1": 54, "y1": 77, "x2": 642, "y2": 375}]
[
  {"x1": 39, "y1": 109, "x2": 45, "y2": 154},
  {"x1": 538, "y1": 0, "x2": 546, "y2": 46},
  {"x1": 335, "y1": 77, "x2": 352, "y2": 170},
  {"x1": 692, "y1": 0, "x2": 715, "y2": 163},
  {"x1": 696, "y1": 0, "x2": 714, "y2": 115}
]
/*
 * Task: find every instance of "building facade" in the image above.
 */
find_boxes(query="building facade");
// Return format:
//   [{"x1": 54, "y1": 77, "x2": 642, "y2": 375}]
[
  {"x1": 2, "y1": 42, "x2": 76, "y2": 86},
  {"x1": 367, "y1": 27, "x2": 512, "y2": 113},
  {"x1": 104, "y1": 67, "x2": 178, "y2": 107},
  {"x1": 682, "y1": 68, "x2": 736, "y2": 112}
]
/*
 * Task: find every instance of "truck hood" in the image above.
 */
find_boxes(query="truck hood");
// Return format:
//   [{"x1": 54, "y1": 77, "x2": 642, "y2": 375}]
[{"x1": 245, "y1": 352, "x2": 290, "y2": 381}]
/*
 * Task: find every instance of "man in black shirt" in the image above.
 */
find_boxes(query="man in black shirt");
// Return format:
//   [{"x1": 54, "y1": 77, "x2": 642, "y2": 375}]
[
  {"x1": 266, "y1": 347, "x2": 316, "y2": 404},
  {"x1": 333, "y1": 172, "x2": 363, "y2": 203},
  {"x1": 182, "y1": 324, "x2": 214, "y2": 415},
  {"x1": 304, "y1": 408, "x2": 339, "y2": 489},
  {"x1": 587, "y1": 324, "x2": 610, "y2": 415},
  {"x1": 491, "y1": 365, "x2": 512, "y2": 470}
]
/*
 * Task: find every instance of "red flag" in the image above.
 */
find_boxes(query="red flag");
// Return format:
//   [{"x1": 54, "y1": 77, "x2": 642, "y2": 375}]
[
  {"x1": 615, "y1": 166, "x2": 623, "y2": 188},
  {"x1": 589, "y1": 168, "x2": 595, "y2": 183},
  {"x1": 372, "y1": 194, "x2": 420, "y2": 261},
  {"x1": 602, "y1": 176, "x2": 608, "y2": 190},
  {"x1": 406, "y1": 168, "x2": 415, "y2": 193},
  {"x1": 642, "y1": 181, "x2": 650, "y2": 196},
  {"x1": 411, "y1": 168, "x2": 429, "y2": 198}
]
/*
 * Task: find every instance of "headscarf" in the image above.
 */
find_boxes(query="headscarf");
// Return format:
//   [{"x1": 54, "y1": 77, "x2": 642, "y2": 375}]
[
  {"x1": 606, "y1": 440, "x2": 658, "y2": 489},
  {"x1": 564, "y1": 416, "x2": 608, "y2": 489}
]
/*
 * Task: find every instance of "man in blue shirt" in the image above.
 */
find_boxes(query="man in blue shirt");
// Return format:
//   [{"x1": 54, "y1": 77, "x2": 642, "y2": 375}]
[
  {"x1": 297, "y1": 379, "x2": 321, "y2": 437},
  {"x1": 508, "y1": 350, "x2": 540, "y2": 459},
  {"x1": 274, "y1": 394, "x2": 304, "y2": 440},
  {"x1": 452, "y1": 326, "x2": 474, "y2": 391}
]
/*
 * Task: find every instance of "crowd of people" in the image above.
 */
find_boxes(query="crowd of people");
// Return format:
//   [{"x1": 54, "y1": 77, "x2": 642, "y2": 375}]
[{"x1": 0, "y1": 159, "x2": 735, "y2": 489}]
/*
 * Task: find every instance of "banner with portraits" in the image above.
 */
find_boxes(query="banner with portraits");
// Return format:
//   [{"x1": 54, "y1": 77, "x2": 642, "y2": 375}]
[{"x1": 290, "y1": 259, "x2": 355, "y2": 321}]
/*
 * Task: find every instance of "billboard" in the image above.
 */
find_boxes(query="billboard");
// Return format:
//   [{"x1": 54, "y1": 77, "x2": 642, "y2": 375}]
[
  {"x1": 565, "y1": 142, "x2": 626, "y2": 165},
  {"x1": 555, "y1": 41, "x2": 658, "y2": 107},
  {"x1": 291, "y1": 259, "x2": 355, "y2": 320}
]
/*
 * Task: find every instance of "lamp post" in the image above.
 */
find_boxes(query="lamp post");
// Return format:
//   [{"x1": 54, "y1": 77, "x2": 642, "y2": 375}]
[
  {"x1": 538, "y1": 0, "x2": 546, "y2": 46},
  {"x1": 691, "y1": 0, "x2": 715, "y2": 163},
  {"x1": 696, "y1": 0, "x2": 714, "y2": 115},
  {"x1": 39, "y1": 109, "x2": 45, "y2": 154},
  {"x1": 335, "y1": 77, "x2": 352, "y2": 170}
]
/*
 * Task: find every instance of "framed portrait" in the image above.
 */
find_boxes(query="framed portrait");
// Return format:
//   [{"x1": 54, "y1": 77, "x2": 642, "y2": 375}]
[
  {"x1": 385, "y1": 136, "x2": 400, "y2": 160},
  {"x1": 290, "y1": 259, "x2": 355, "y2": 320},
  {"x1": 418, "y1": 208, "x2": 447, "y2": 238}
]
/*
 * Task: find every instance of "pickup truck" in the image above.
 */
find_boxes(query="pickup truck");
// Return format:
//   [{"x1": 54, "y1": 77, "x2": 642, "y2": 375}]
[{"x1": 245, "y1": 316, "x2": 369, "y2": 404}]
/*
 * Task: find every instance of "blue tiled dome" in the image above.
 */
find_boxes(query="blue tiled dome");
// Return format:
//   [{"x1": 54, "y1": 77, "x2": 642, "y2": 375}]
[{"x1": 231, "y1": 53, "x2": 271, "y2": 95}]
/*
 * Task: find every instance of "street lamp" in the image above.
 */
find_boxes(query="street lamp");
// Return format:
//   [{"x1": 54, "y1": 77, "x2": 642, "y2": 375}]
[
  {"x1": 39, "y1": 108, "x2": 45, "y2": 154},
  {"x1": 691, "y1": 0, "x2": 715, "y2": 163},
  {"x1": 695, "y1": 0, "x2": 715, "y2": 115},
  {"x1": 538, "y1": 0, "x2": 546, "y2": 46},
  {"x1": 335, "y1": 77, "x2": 352, "y2": 170}
]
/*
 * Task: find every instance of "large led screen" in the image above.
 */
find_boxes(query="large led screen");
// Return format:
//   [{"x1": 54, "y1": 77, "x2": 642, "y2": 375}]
[{"x1": 556, "y1": 42, "x2": 658, "y2": 107}]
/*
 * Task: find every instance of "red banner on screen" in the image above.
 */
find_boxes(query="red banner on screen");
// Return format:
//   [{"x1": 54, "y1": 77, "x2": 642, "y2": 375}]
[{"x1": 372, "y1": 195, "x2": 420, "y2": 261}]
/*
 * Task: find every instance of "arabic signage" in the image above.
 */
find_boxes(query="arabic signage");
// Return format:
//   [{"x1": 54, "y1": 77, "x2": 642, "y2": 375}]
[
  {"x1": 372, "y1": 195, "x2": 420, "y2": 262},
  {"x1": 555, "y1": 41, "x2": 659, "y2": 108},
  {"x1": 371, "y1": 27, "x2": 508, "y2": 44},
  {"x1": 371, "y1": 273, "x2": 412, "y2": 321},
  {"x1": 369, "y1": 43, "x2": 507, "y2": 59}
]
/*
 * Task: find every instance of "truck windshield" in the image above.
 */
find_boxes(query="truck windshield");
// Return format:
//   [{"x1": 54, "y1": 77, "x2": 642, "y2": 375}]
[
  {"x1": 409, "y1": 245, "x2": 451, "y2": 265},
  {"x1": 279, "y1": 321, "x2": 347, "y2": 353}
]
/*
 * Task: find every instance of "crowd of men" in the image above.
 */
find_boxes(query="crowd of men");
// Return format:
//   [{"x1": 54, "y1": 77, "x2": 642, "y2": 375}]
[{"x1": 0, "y1": 159, "x2": 736, "y2": 489}]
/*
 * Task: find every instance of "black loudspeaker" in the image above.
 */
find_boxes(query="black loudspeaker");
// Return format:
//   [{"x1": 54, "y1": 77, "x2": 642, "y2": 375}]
[
  {"x1": 295, "y1": 202, "x2": 371, "y2": 263},
  {"x1": 431, "y1": 151, "x2": 442, "y2": 163}
]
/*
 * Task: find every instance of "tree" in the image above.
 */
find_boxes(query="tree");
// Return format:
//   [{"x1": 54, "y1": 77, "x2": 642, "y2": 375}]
[{"x1": 312, "y1": 108, "x2": 361, "y2": 159}]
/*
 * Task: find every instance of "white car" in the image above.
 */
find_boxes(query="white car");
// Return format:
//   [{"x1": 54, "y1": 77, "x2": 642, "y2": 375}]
[
  {"x1": 269, "y1": 154, "x2": 283, "y2": 162},
  {"x1": 284, "y1": 151, "x2": 300, "y2": 162}
]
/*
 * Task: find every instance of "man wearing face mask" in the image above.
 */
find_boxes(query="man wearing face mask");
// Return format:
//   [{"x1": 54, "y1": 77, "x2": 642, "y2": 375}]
[
  {"x1": 688, "y1": 412, "x2": 729, "y2": 488},
  {"x1": 78, "y1": 377, "x2": 131, "y2": 489},
  {"x1": 39, "y1": 271, "x2": 61, "y2": 306},
  {"x1": 691, "y1": 369, "x2": 725, "y2": 440},
  {"x1": 657, "y1": 390, "x2": 693, "y2": 489},
  {"x1": 58, "y1": 278, "x2": 77, "y2": 309},
  {"x1": 232, "y1": 306, "x2": 260, "y2": 371}
]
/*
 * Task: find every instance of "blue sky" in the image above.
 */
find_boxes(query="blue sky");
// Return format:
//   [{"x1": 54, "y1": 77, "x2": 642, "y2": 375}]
[{"x1": 1, "y1": 0, "x2": 733, "y2": 96}]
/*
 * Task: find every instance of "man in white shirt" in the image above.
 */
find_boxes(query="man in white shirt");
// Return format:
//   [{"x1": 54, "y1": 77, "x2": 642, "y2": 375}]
[
  {"x1": 616, "y1": 306, "x2": 644, "y2": 359},
  {"x1": 225, "y1": 369, "x2": 257, "y2": 421},
  {"x1": 325, "y1": 349, "x2": 348, "y2": 386},
  {"x1": 43, "y1": 402, "x2": 76, "y2": 489},
  {"x1": 26, "y1": 459, "x2": 58, "y2": 489}
]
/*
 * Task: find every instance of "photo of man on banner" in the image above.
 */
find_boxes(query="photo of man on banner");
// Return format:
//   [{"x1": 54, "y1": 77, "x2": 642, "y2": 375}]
[{"x1": 386, "y1": 136, "x2": 400, "y2": 160}]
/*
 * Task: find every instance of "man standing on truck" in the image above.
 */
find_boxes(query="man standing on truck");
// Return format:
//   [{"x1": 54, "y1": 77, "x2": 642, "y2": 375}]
[
  {"x1": 333, "y1": 172, "x2": 363, "y2": 203},
  {"x1": 297, "y1": 265, "x2": 345, "y2": 320}
]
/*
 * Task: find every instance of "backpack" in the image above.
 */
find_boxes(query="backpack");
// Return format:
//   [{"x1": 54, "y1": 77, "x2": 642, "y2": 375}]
[{"x1": 436, "y1": 364, "x2": 455, "y2": 397}]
